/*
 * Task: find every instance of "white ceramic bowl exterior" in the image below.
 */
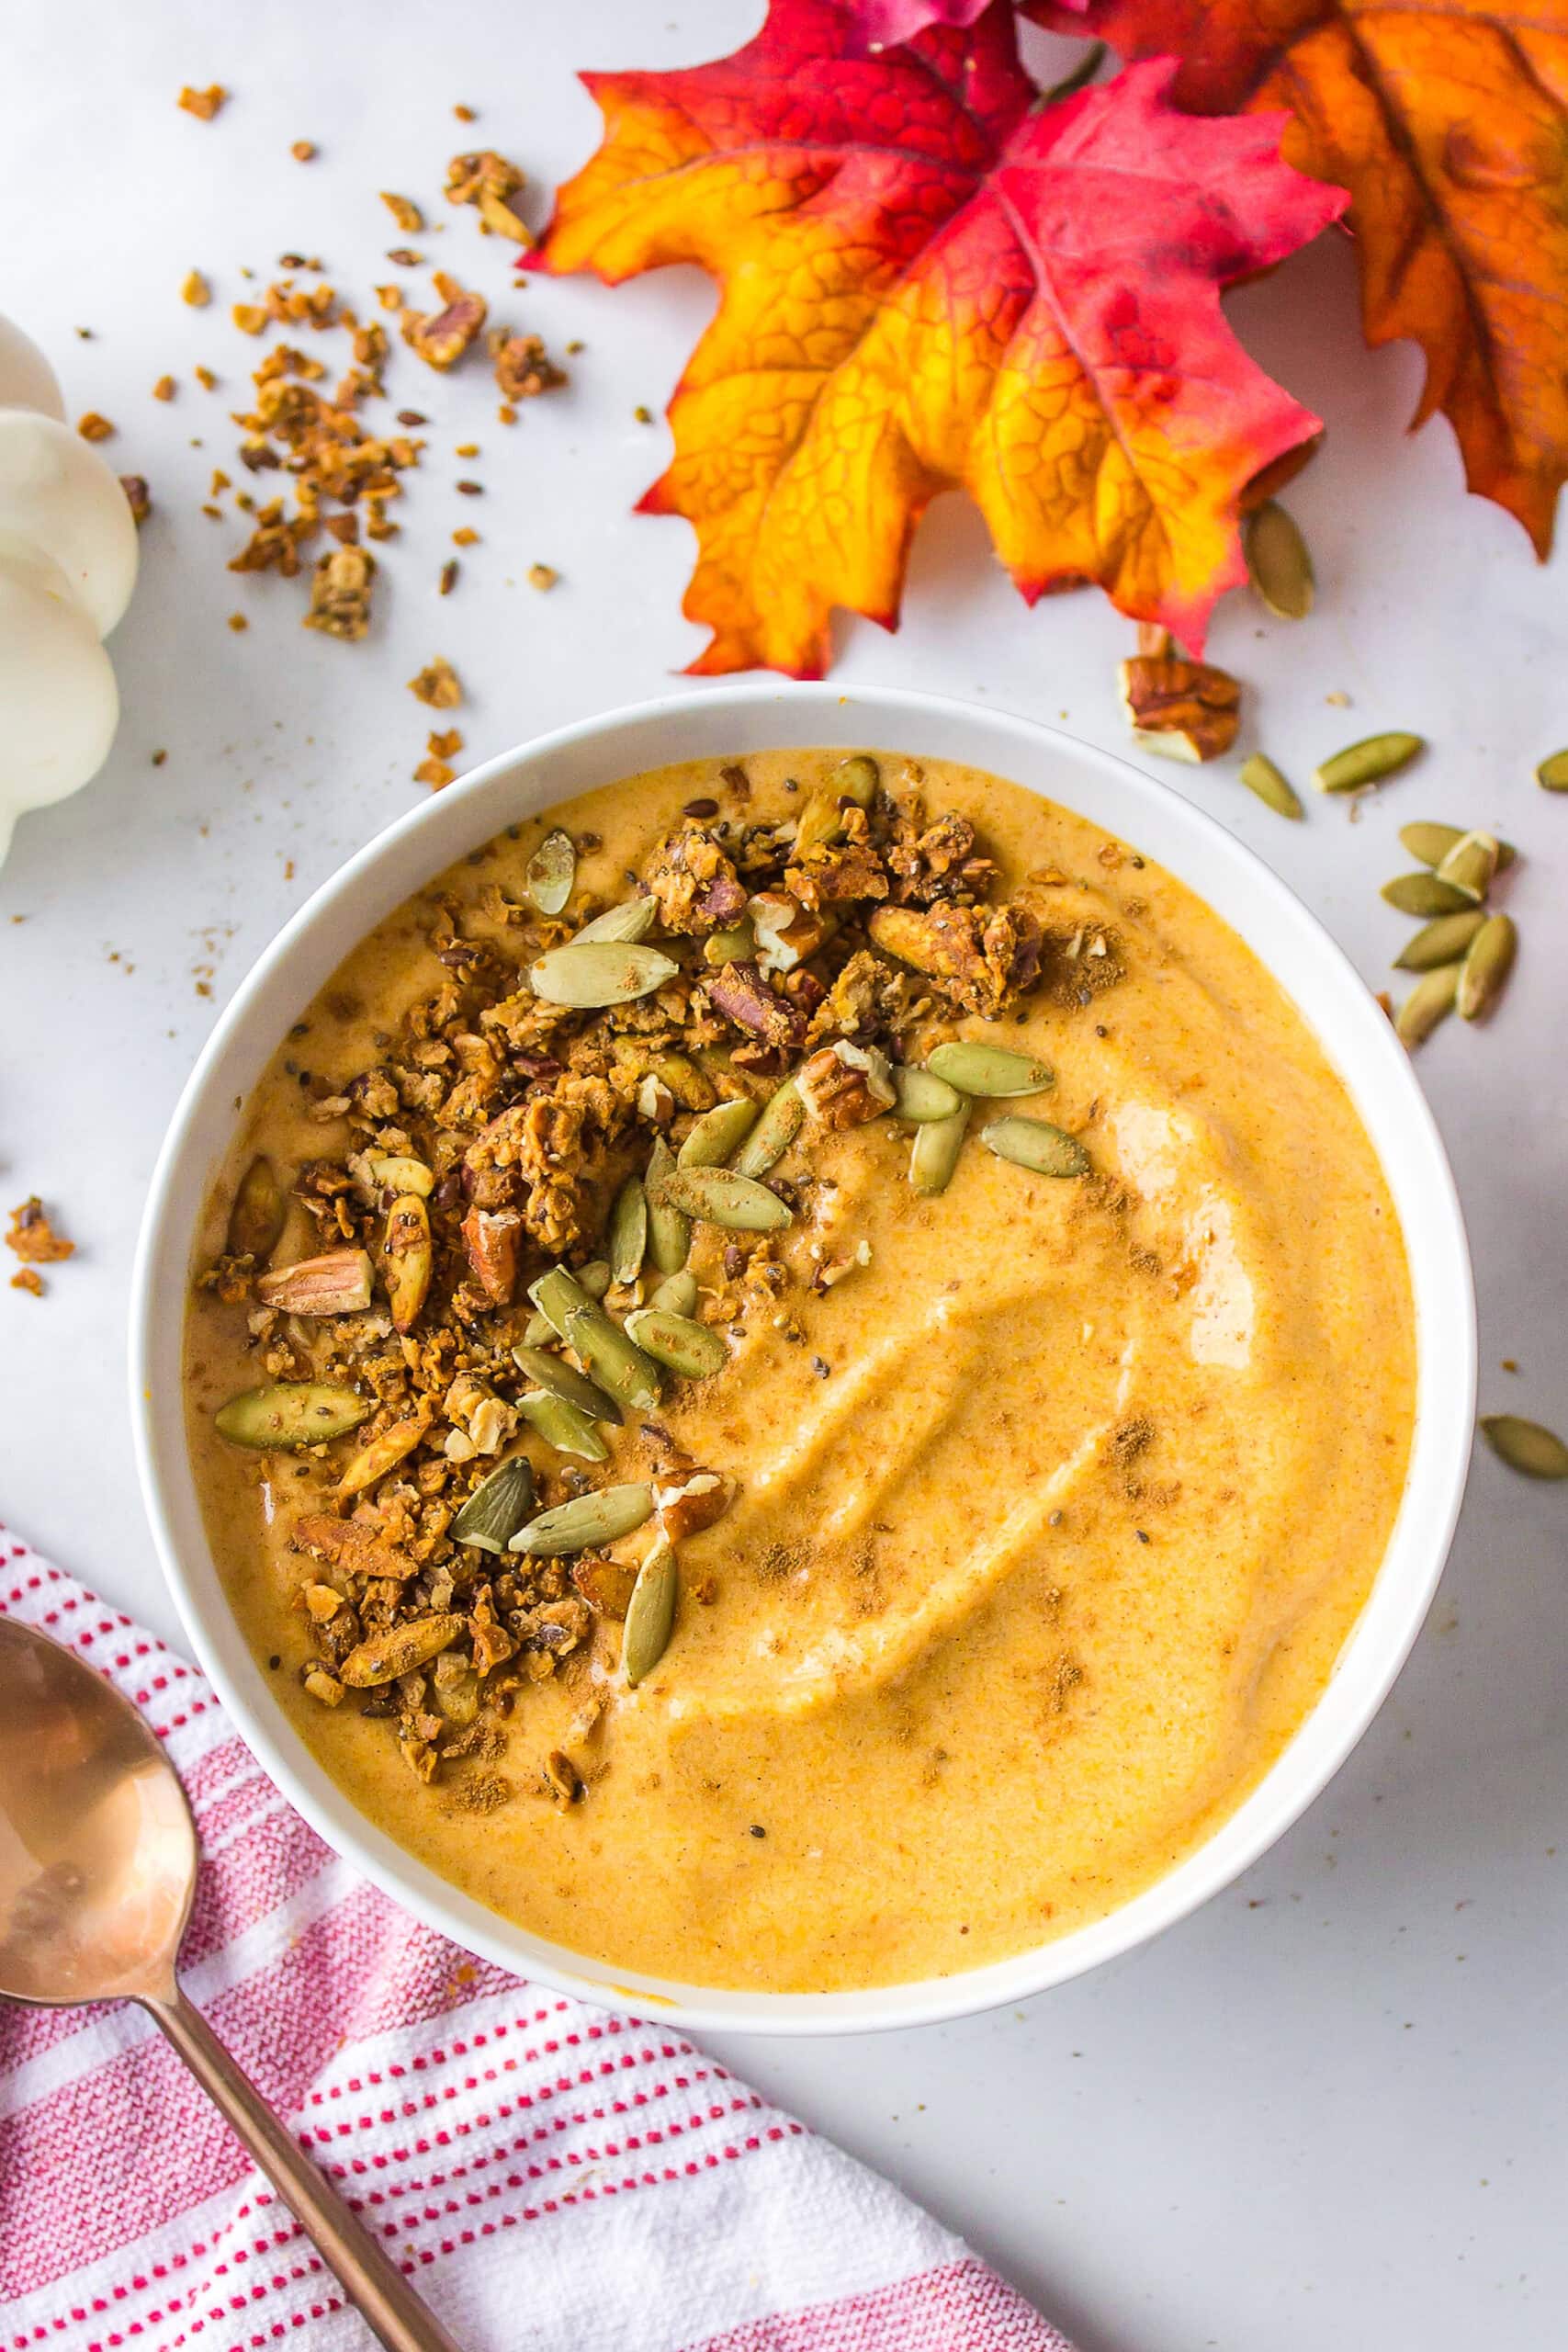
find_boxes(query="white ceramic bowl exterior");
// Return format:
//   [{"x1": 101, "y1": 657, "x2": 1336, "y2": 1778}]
[{"x1": 131, "y1": 684, "x2": 1475, "y2": 2035}]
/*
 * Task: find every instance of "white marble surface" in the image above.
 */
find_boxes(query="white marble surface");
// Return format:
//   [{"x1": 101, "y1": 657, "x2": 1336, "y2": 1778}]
[{"x1": 2, "y1": 5, "x2": 1565, "y2": 2346}]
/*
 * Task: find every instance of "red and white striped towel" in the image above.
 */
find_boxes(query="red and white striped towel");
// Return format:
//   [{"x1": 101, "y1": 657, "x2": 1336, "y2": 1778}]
[{"x1": 0, "y1": 1531, "x2": 1072, "y2": 2352}]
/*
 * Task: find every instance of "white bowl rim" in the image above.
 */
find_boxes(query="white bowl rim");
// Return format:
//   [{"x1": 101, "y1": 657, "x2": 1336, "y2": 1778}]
[{"x1": 131, "y1": 679, "x2": 1475, "y2": 2037}]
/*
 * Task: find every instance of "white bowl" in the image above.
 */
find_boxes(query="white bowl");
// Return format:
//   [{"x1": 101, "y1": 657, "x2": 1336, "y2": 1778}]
[{"x1": 131, "y1": 683, "x2": 1474, "y2": 2035}]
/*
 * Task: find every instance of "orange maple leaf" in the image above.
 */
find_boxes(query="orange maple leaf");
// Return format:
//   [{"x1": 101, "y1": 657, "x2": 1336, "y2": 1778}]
[
  {"x1": 1041, "y1": 0, "x2": 1568, "y2": 556},
  {"x1": 531, "y1": 0, "x2": 1346, "y2": 675}
]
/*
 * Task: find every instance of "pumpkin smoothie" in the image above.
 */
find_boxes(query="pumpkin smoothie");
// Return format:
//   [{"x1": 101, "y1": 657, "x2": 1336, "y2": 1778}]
[{"x1": 184, "y1": 748, "x2": 1415, "y2": 1992}]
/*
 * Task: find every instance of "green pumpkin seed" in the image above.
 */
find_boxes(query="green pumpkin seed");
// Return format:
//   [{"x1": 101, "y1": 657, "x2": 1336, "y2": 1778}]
[
  {"x1": 523, "y1": 1310, "x2": 554, "y2": 1345},
  {"x1": 511, "y1": 1482, "x2": 655, "y2": 1556},
  {"x1": 529, "y1": 941, "x2": 678, "y2": 1008},
  {"x1": 579, "y1": 1259, "x2": 613, "y2": 1300},
  {"x1": 909, "y1": 1102, "x2": 970, "y2": 1195},
  {"x1": 1381, "y1": 872, "x2": 1474, "y2": 918},
  {"x1": 529, "y1": 1267, "x2": 663, "y2": 1412},
  {"x1": 1393, "y1": 910, "x2": 1487, "y2": 971},
  {"x1": 226, "y1": 1155, "x2": 288, "y2": 1261},
  {"x1": 731, "y1": 1076, "x2": 804, "y2": 1177},
  {"x1": 649, "y1": 1269, "x2": 699, "y2": 1317},
  {"x1": 608, "y1": 1175, "x2": 649, "y2": 1285},
  {"x1": 1457, "y1": 912, "x2": 1517, "y2": 1021},
  {"x1": 451, "y1": 1454, "x2": 536, "y2": 1552},
  {"x1": 1481, "y1": 1414, "x2": 1568, "y2": 1479},
  {"x1": 517, "y1": 1388, "x2": 610, "y2": 1462},
  {"x1": 644, "y1": 1134, "x2": 692, "y2": 1274},
  {"x1": 1435, "y1": 829, "x2": 1498, "y2": 903},
  {"x1": 926, "y1": 1041, "x2": 1053, "y2": 1098},
  {"x1": 623, "y1": 1537, "x2": 678, "y2": 1686},
  {"x1": 1238, "y1": 752, "x2": 1303, "y2": 820},
  {"x1": 1537, "y1": 750, "x2": 1568, "y2": 793},
  {"x1": 1394, "y1": 962, "x2": 1460, "y2": 1047},
  {"x1": 214, "y1": 1382, "x2": 370, "y2": 1450},
  {"x1": 625, "y1": 1306, "x2": 728, "y2": 1379},
  {"x1": 980, "y1": 1116, "x2": 1090, "y2": 1177},
  {"x1": 661, "y1": 1165, "x2": 793, "y2": 1231},
  {"x1": 574, "y1": 896, "x2": 657, "y2": 945},
  {"x1": 1400, "y1": 820, "x2": 1516, "y2": 872},
  {"x1": 1313, "y1": 731, "x2": 1424, "y2": 793},
  {"x1": 704, "y1": 921, "x2": 755, "y2": 967},
  {"x1": 892, "y1": 1065, "x2": 964, "y2": 1123},
  {"x1": 1243, "y1": 501, "x2": 1314, "y2": 619},
  {"x1": 511, "y1": 1343, "x2": 621, "y2": 1422},
  {"x1": 525, "y1": 827, "x2": 576, "y2": 917},
  {"x1": 679, "y1": 1097, "x2": 760, "y2": 1168}
]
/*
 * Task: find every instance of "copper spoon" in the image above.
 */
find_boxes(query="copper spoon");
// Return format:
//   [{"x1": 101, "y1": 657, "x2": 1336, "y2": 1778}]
[{"x1": 0, "y1": 1616, "x2": 461, "y2": 2352}]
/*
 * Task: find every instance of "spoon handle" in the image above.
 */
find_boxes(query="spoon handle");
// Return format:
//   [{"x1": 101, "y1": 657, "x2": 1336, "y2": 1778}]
[{"x1": 141, "y1": 1985, "x2": 464, "y2": 2352}]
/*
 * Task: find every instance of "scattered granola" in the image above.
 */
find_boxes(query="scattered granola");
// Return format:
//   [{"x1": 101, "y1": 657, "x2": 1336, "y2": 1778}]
[
  {"x1": 401, "y1": 273, "x2": 487, "y2": 372},
  {"x1": 152, "y1": 376, "x2": 176, "y2": 402},
  {"x1": 380, "y1": 192, "x2": 425, "y2": 232},
  {"x1": 304, "y1": 546, "x2": 377, "y2": 641},
  {"x1": 491, "y1": 330, "x2": 566, "y2": 404},
  {"x1": 6, "y1": 1199, "x2": 75, "y2": 1295},
  {"x1": 527, "y1": 563, "x2": 558, "y2": 592},
  {"x1": 409, "y1": 656, "x2": 462, "y2": 708},
  {"x1": 182, "y1": 270, "x2": 211, "y2": 308},
  {"x1": 178, "y1": 84, "x2": 228, "y2": 121},
  {"x1": 291, "y1": 140, "x2": 317, "y2": 163},
  {"x1": 76, "y1": 413, "x2": 114, "y2": 443},
  {"x1": 121, "y1": 475, "x2": 152, "y2": 526},
  {"x1": 446, "y1": 150, "x2": 532, "y2": 245}
]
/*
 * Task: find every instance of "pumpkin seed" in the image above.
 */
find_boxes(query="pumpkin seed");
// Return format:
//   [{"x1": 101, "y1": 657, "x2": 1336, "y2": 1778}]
[
  {"x1": 529, "y1": 1267, "x2": 663, "y2": 1411},
  {"x1": 909, "y1": 1102, "x2": 970, "y2": 1195},
  {"x1": 1243, "y1": 501, "x2": 1314, "y2": 619},
  {"x1": 579, "y1": 1259, "x2": 613, "y2": 1299},
  {"x1": 528, "y1": 941, "x2": 678, "y2": 1008},
  {"x1": 1313, "y1": 731, "x2": 1424, "y2": 793},
  {"x1": 1537, "y1": 749, "x2": 1568, "y2": 793},
  {"x1": 451, "y1": 1453, "x2": 536, "y2": 1552},
  {"x1": 214, "y1": 1382, "x2": 370, "y2": 1450},
  {"x1": 623, "y1": 1537, "x2": 679, "y2": 1687},
  {"x1": 704, "y1": 920, "x2": 755, "y2": 967},
  {"x1": 511, "y1": 1343, "x2": 621, "y2": 1422},
  {"x1": 1481, "y1": 1413, "x2": 1568, "y2": 1479},
  {"x1": 1400, "y1": 820, "x2": 1516, "y2": 873},
  {"x1": 517, "y1": 1388, "x2": 610, "y2": 1462},
  {"x1": 574, "y1": 896, "x2": 657, "y2": 945},
  {"x1": 340, "y1": 1615, "x2": 466, "y2": 1687},
  {"x1": 1456, "y1": 912, "x2": 1517, "y2": 1021},
  {"x1": 336, "y1": 1412, "x2": 429, "y2": 1498},
  {"x1": 980, "y1": 1116, "x2": 1090, "y2": 1177},
  {"x1": 892, "y1": 1065, "x2": 964, "y2": 1123},
  {"x1": 525, "y1": 826, "x2": 576, "y2": 916},
  {"x1": 625, "y1": 1306, "x2": 728, "y2": 1379},
  {"x1": 794, "y1": 753, "x2": 879, "y2": 858},
  {"x1": 679, "y1": 1097, "x2": 760, "y2": 1168},
  {"x1": 381, "y1": 1193, "x2": 433, "y2": 1333},
  {"x1": 366, "y1": 1151, "x2": 434, "y2": 1198},
  {"x1": 731, "y1": 1076, "x2": 804, "y2": 1176},
  {"x1": 523, "y1": 1310, "x2": 554, "y2": 1345},
  {"x1": 644, "y1": 1133, "x2": 692, "y2": 1274},
  {"x1": 1381, "y1": 872, "x2": 1474, "y2": 918},
  {"x1": 1393, "y1": 909, "x2": 1486, "y2": 971},
  {"x1": 649, "y1": 1269, "x2": 699, "y2": 1317},
  {"x1": 1238, "y1": 752, "x2": 1303, "y2": 820},
  {"x1": 1394, "y1": 962, "x2": 1460, "y2": 1047},
  {"x1": 926, "y1": 1041, "x2": 1053, "y2": 1098},
  {"x1": 1435, "y1": 829, "x2": 1498, "y2": 903},
  {"x1": 511, "y1": 1481, "x2": 656, "y2": 1555},
  {"x1": 661, "y1": 1165, "x2": 794, "y2": 1231},
  {"x1": 608, "y1": 1174, "x2": 649, "y2": 1285},
  {"x1": 226, "y1": 1155, "x2": 287, "y2": 1262}
]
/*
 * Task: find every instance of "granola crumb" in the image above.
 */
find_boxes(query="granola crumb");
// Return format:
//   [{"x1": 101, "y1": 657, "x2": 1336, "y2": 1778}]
[
  {"x1": 152, "y1": 375, "x2": 176, "y2": 402},
  {"x1": 291, "y1": 140, "x2": 317, "y2": 162},
  {"x1": 10, "y1": 1268, "x2": 44, "y2": 1297},
  {"x1": 178, "y1": 84, "x2": 228, "y2": 121},
  {"x1": 527, "y1": 562, "x2": 558, "y2": 592},
  {"x1": 227, "y1": 612, "x2": 249, "y2": 631},
  {"x1": 6, "y1": 1198, "x2": 75, "y2": 1269},
  {"x1": 491, "y1": 328, "x2": 564, "y2": 403},
  {"x1": 455, "y1": 479, "x2": 482, "y2": 496},
  {"x1": 401, "y1": 273, "x2": 486, "y2": 371},
  {"x1": 380, "y1": 192, "x2": 424, "y2": 233},
  {"x1": 415, "y1": 755, "x2": 456, "y2": 791},
  {"x1": 121, "y1": 475, "x2": 152, "y2": 525},
  {"x1": 231, "y1": 303, "x2": 269, "y2": 335},
  {"x1": 452, "y1": 526, "x2": 479, "y2": 548},
  {"x1": 445, "y1": 149, "x2": 532, "y2": 246},
  {"x1": 182, "y1": 269, "x2": 211, "y2": 308},
  {"x1": 454, "y1": 103, "x2": 477, "y2": 121},
  {"x1": 76, "y1": 412, "x2": 114, "y2": 443},
  {"x1": 438, "y1": 559, "x2": 458, "y2": 595},
  {"x1": 409, "y1": 656, "x2": 462, "y2": 709},
  {"x1": 633, "y1": 404, "x2": 653, "y2": 424},
  {"x1": 497, "y1": 402, "x2": 517, "y2": 425},
  {"x1": 194, "y1": 364, "x2": 218, "y2": 390},
  {"x1": 303, "y1": 546, "x2": 377, "y2": 641}
]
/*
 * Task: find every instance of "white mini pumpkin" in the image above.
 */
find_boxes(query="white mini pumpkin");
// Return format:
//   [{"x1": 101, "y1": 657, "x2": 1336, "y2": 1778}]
[{"x1": 0, "y1": 316, "x2": 138, "y2": 870}]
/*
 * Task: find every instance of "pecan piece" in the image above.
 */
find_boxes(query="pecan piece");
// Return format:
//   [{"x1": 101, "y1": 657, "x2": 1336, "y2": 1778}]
[
  {"x1": 570, "y1": 1556, "x2": 637, "y2": 1620},
  {"x1": 655, "y1": 1471, "x2": 732, "y2": 1543},
  {"x1": 401, "y1": 274, "x2": 488, "y2": 371},
  {"x1": 1118, "y1": 652, "x2": 1240, "y2": 763},
  {"x1": 705, "y1": 959, "x2": 806, "y2": 1053},
  {"x1": 797, "y1": 1041, "x2": 895, "y2": 1128},
  {"x1": 256, "y1": 1247, "x2": 374, "y2": 1316},
  {"x1": 461, "y1": 1204, "x2": 525, "y2": 1304},
  {"x1": 749, "y1": 891, "x2": 827, "y2": 975}
]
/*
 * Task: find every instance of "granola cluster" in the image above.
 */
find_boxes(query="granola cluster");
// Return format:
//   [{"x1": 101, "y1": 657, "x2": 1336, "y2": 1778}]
[{"x1": 202, "y1": 755, "x2": 1103, "y2": 1802}]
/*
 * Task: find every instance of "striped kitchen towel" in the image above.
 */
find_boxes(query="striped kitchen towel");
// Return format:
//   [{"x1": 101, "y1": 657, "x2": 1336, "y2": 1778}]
[{"x1": 0, "y1": 1531, "x2": 1073, "y2": 2352}]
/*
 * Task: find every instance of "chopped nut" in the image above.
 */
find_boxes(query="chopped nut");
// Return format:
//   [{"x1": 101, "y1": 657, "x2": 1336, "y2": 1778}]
[
  {"x1": 304, "y1": 546, "x2": 377, "y2": 641},
  {"x1": 231, "y1": 303, "x2": 269, "y2": 335},
  {"x1": 304, "y1": 1668, "x2": 344, "y2": 1707},
  {"x1": 409, "y1": 655, "x2": 462, "y2": 708},
  {"x1": 152, "y1": 375, "x2": 176, "y2": 402},
  {"x1": 1118, "y1": 652, "x2": 1241, "y2": 763},
  {"x1": 401, "y1": 275, "x2": 487, "y2": 371},
  {"x1": 256, "y1": 1248, "x2": 374, "y2": 1316},
  {"x1": 797, "y1": 1040, "x2": 895, "y2": 1128},
  {"x1": 76, "y1": 413, "x2": 114, "y2": 443},
  {"x1": 380, "y1": 192, "x2": 424, "y2": 232},
  {"x1": 705, "y1": 959, "x2": 807, "y2": 1053},
  {"x1": 461, "y1": 1204, "x2": 525, "y2": 1303},
  {"x1": 491, "y1": 329, "x2": 564, "y2": 402},
  {"x1": 656, "y1": 1472, "x2": 732, "y2": 1543},
  {"x1": 178, "y1": 84, "x2": 228, "y2": 121},
  {"x1": 10, "y1": 1268, "x2": 44, "y2": 1296},
  {"x1": 446, "y1": 149, "x2": 532, "y2": 245}
]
